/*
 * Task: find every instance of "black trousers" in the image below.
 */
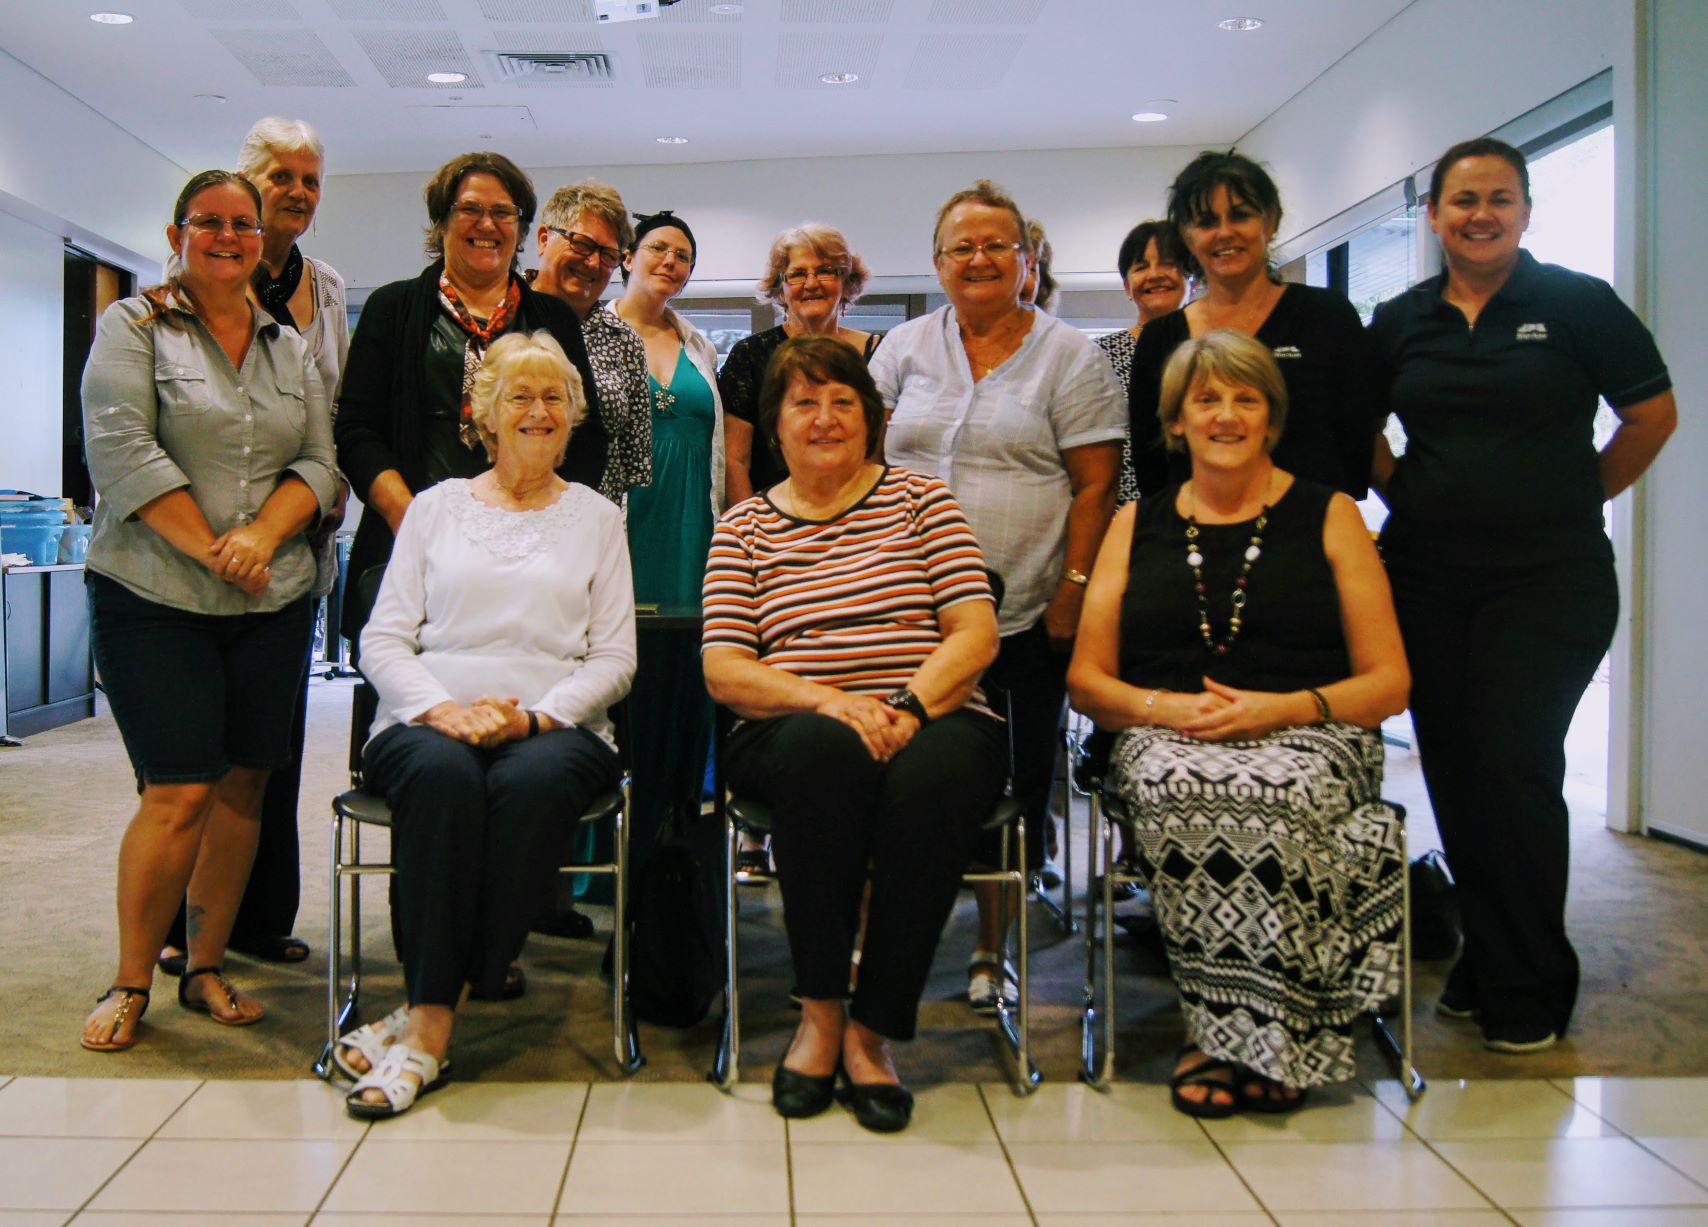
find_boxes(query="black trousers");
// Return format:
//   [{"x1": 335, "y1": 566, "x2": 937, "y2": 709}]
[
  {"x1": 363, "y1": 722, "x2": 618, "y2": 1007},
  {"x1": 725, "y1": 709, "x2": 1006, "y2": 1040},
  {"x1": 167, "y1": 655, "x2": 310, "y2": 952},
  {"x1": 984, "y1": 620, "x2": 1068, "y2": 866},
  {"x1": 1389, "y1": 552, "x2": 1618, "y2": 1035}
]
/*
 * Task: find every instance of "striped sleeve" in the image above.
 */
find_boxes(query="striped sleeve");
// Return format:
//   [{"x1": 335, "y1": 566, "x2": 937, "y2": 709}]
[
  {"x1": 701, "y1": 513, "x2": 761, "y2": 657},
  {"x1": 909, "y1": 473, "x2": 995, "y2": 613}
]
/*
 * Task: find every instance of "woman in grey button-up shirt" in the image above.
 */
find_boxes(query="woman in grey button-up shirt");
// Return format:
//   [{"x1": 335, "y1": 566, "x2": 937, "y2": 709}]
[{"x1": 79, "y1": 169, "x2": 336, "y2": 1053}]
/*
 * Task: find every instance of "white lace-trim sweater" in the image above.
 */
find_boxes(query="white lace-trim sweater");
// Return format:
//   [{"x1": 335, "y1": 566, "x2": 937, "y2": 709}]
[{"x1": 359, "y1": 479, "x2": 637, "y2": 748}]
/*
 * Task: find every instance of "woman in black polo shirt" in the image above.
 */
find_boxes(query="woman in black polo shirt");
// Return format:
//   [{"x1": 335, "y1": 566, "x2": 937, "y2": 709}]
[{"x1": 1370, "y1": 137, "x2": 1677, "y2": 1054}]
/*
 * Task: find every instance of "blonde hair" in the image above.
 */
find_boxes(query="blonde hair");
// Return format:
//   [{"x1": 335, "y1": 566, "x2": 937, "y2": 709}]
[
  {"x1": 1024, "y1": 218, "x2": 1055, "y2": 311},
  {"x1": 756, "y1": 223, "x2": 870, "y2": 307},
  {"x1": 1158, "y1": 329, "x2": 1289, "y2": 453},
  {"x1": 468, "y1": 331, "x2": 586, "y2": 461},
  {"x1": 932, "y1": 178, "x2": 1032, "y2": 259},
  {"x1": 237, "y1": 117, "x2": 324, "y2": 180},
  {"x1": 540, "y1": 179, "x2": 635, "y2": 253}
]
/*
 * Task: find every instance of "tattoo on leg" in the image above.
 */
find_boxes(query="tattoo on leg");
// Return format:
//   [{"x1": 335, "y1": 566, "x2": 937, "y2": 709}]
[{"x1": 186, "y1": 904, "x2": 206, "y2": 942}]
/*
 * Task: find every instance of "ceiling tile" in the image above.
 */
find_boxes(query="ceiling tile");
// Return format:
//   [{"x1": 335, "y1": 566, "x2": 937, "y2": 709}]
[
  {"x1": 209, "y1": 27, "x2": 357, "y2": 87},
  {"x1": 330, "y1": 0, "x2": 448, "y2": 20},
  {"x1": 904, "y1": 30, "x2": 1020, "y2": 89},
  {"x1": 352, "y1": 27, "x2": 483, "y2": 88},
  {"x1": 635, "y1": 30, "x2": 740, "y2": 88},
  {"x1": 775, "y1": 32, "x2": 881, "y2": 88},
  {"x1": 179, "y1": 0, "x2": 300, "y2": 18},
  {"x1": 928, "y1": 0, "x2": 1043, "y2": 23},
  {"x1": 780, "y1": 0, "x2": 895, "y2": 22},
  {"x1": 477, "y1": 0, "x2": 597, "y2": 20}
]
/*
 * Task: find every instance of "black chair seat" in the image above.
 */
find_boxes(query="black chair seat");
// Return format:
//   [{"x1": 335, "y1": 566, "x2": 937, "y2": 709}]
[
  {"x1": 333, "y1": 789, "x2": 393, "y2": 827},
  {"x1": 727, "y1": 796, "x2": 773, "y2": 835},
  {"x1": 577, "y1": 788, "x2": 624, "y2": 827}
]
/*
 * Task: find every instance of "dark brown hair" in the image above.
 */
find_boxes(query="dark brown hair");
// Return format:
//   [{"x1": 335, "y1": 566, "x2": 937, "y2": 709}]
[
  {"x1": 422, "y1": 151, "x2": 536, "y2": 265},
  {"x1": 1165, "y1": 150, "x2": 1283, "y2": 277},
  {"x1": 756, "y1": 335, "x2": 885, "y2": 465},
  {"x1": 139, "y1": 169, "x2": 265, "y2": 328},
  {"x1": 1115, "y1": 219, "x2": 1190, "y2": 278},
  {"x1": 1429, "y1": 136, "x2": 1530, "y2": 205}
]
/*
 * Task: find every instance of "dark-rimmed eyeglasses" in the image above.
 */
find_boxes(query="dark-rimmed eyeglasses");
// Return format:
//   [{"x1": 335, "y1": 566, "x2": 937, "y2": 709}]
[
  {"x1": 547, "y1": 226, "x2": 622, "y2": 269},
  {"x1": 936, "y1": 240, "x2": 1023, "y2": 263},
  {"x1": 782, "y1": 264, "x2": 843, "y2": 287},
  {"x1": 177, "y1": 214, "x2": 264, "y2": 239}
]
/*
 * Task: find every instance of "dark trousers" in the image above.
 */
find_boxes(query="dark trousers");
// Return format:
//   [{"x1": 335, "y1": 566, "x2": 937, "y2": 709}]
[
  {"x1": 985, "y1": 621, "x2": 1068, "y2": 866},
  {"x1": 1390, "y1": 553, "x2": 1618, "y2": 1035},
  {"x1": 725, "y1": 709, "x2": 1006, "y2": 1040},
  {"x1": 363, "y1": 722, "x2": 619, "y2": 1007},
  {"x1": 167, "y1": 656, "x2": 309, "y2": 951}
]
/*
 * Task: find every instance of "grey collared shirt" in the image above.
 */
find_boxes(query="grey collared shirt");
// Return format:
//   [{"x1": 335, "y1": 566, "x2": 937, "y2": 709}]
[{"x1": 81, "y1": 292, "x2": 338, "y2": 614}]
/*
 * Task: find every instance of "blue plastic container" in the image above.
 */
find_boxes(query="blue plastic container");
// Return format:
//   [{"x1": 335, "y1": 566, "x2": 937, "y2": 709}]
[
  {"x1": 57, "y1": 523, "x2": 93, "y2": 563},
  {"x1": 2, "y1": 524, "x2": 60, "y2": 565}
]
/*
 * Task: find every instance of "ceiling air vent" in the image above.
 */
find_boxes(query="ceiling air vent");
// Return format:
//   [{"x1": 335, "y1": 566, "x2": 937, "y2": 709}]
[{"x1": 485, "y1": 50, "x2": 615, "y2": 85}]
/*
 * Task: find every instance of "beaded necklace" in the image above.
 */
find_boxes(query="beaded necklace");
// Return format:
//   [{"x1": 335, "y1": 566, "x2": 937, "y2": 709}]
[{"x1": 1184, "y1": 476, "x2": 1274, "y2": 656}]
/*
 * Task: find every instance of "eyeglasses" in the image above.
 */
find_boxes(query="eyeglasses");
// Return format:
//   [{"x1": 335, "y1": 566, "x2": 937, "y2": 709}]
[
  {"x1": 505, "y1": 390, "x2": 570, "y2": 411},
  {"x1": 452, "y1": 201, "x2": 522, "y2": 227},
  {"x1": 547, "y1": 226, "x2": 622, "y2": 269},
  {"x1": 782, "y1": 264, "x2": 843, "y2": 287},
  {"x1": 936, "y1": 240, "x2": 1023, "y2": 264},
  {"x1": 177, "y1": 214, "x2": 264, "y2": 239},
  {"x1": 639, "y1": 239, "x2": 694, "y2": 265}
]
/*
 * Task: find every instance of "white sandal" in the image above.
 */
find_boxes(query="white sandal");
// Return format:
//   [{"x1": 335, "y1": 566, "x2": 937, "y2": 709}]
[
  {"x1": 345, "y1": 1042, "x2": 448, "y2": 1120},
  {"x1": 332, "y1": 1006, "x2": 410, "y2": 1083},
  {"x1": 967, "y1": 949, "x2": 1018, "y2": 1016}
]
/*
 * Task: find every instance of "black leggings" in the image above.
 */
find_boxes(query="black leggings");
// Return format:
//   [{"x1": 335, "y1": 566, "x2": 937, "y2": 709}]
[
  {"x1": 363, "y1": 722, "x2": 619, "y2": 1007},
  {"x1": 724, "y1": 709, "x2": 1006, "y2": 1041}
]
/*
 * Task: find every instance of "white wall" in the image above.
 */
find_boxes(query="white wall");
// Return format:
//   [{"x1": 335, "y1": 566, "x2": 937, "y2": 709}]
[
  {"x1": 314, "y1": 145, "x2": 1200, "y2": 294},
  {"x1": 0, "y1": 208, "x2": 63, "y2": 495},
  {"x1": 1242, "y1": 0, "x2": 1616, "y2": 247}
]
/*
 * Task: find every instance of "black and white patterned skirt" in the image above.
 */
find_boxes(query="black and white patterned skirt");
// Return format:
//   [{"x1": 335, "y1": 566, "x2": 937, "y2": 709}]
[{"x1": 1107, "y1": 722, "x2": 1405, "y2": 1088}]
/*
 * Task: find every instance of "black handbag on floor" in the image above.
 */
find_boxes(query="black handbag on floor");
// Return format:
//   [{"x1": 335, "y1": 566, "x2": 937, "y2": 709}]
[
  {"x1": 1409, "y1": 849, "x2": 1462, "y2": 961},
  {"x1": 628, "y1": 823, "x2": 724, "y2": 1028}
]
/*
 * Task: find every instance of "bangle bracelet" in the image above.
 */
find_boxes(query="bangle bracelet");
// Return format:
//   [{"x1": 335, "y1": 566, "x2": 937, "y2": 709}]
[
  {"x1": 1306, "y1": 688, "x2": 1332, "y2": 724},
  {"x1": 1063, "y1": 568, "x2": 1090, "y2": 587},
  {"x1": 1143, "y1": 687, "x2": 1168, "y2": 724},
  {"x1": 526, "y1": 710, "x2": 540, "y2": 738}
]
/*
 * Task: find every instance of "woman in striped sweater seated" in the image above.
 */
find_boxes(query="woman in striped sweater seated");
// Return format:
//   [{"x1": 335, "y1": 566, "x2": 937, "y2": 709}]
[{"x1": 702, "y1": 335, "x2": 1003, "y2": 1134}]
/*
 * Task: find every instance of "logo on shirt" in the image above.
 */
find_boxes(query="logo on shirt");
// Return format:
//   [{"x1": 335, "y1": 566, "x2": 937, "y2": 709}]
[
  {"x1": 1271, "y1": 345, "x2": 1303, "y2": 359},
  {"x1": 1516, "y1": 323, "x2": 1549, "y2": 342}
]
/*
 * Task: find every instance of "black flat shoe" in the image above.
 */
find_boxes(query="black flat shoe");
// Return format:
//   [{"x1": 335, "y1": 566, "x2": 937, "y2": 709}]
[
  {"x1": 228, "y1": 934, "x2": 310, "y2": 964},
  {"x1": 771, "y1": 1062, "x2": 837, "y2": 1119},
  {"x1": 838, "y1": 1078, "x2": 914, "y2": 1133}
]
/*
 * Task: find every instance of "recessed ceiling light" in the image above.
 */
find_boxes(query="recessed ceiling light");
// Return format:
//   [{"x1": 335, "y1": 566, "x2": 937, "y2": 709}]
[
  {"x1": 710, "y1": 2, "x2": 744, "y2": 11},
  {"x1": 427, "y1": 70, "x2": 468, "y2": 84},
  {"x1": 193, "y1": 93, "x2": 228, "y2": 106},
  {"x1": 656, "y1": 135, "x2": 690, "y2": 145},
  {"x1": 819, "y1": 71, "x2": 858, "y2": 85},
  {"x1": 1217, "y1": 16, "x2": 1264, "y2": 31},
  {"x1": 1131, "y1": 111, "x2": 1168, "y2": 123},
  {"x1": 89, "y1": 11, "x2": 133, "y2": 23}
]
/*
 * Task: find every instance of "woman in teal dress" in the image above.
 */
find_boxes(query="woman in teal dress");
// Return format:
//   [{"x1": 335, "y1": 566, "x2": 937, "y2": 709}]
[{"x1": 614, "y1": 211, "x2": 725, "y2": 868}]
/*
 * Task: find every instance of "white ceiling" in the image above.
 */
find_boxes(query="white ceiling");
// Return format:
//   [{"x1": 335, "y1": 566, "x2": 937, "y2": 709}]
[{"x1": 6, "y1": 0, "x2": 1410, "y2": 176}]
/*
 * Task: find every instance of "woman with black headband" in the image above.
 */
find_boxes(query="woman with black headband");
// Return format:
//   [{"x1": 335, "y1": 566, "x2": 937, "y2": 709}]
[{"x1": 614, "y1": 210, "x2": 726, "y2": 860}]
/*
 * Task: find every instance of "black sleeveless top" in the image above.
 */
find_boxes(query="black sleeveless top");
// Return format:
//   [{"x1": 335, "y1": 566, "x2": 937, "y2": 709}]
[{"x1": 1119, "y1": 478, "x2": 1350, "y2": 694}]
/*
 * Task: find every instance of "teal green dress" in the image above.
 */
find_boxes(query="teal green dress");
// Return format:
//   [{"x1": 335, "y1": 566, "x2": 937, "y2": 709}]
[{"x1": 623, "y1": 346, "x2": 717, "y2": 876}]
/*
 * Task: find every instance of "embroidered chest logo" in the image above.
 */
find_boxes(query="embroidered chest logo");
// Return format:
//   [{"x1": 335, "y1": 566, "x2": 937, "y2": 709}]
[
  {"x1": 1516, "y1": 323, "x2": 1549, "y2": 342},
  {"x1": 1271, "y1": 345, "x2": 1303, "y2": 359}
]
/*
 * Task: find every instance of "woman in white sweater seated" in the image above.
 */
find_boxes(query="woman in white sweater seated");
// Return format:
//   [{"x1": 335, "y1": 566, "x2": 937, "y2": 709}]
[{"x1": 339, "y1": 330, "x2": 637, "y2": 1120}]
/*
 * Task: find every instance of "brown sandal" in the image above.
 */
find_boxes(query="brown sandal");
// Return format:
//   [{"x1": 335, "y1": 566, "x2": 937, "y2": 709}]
[
  {"x1": 178, "y1": 966, "x2": 263, "y2": 1026},
  {"x1": 82, "y1": 986, "x2": 150, "y2": 1052}
]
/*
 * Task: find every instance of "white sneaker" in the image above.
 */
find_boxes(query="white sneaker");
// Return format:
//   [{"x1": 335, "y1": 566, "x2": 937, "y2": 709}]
[{"x1": 967, "y1": 949, "x2": 1018, "y2": 1016}]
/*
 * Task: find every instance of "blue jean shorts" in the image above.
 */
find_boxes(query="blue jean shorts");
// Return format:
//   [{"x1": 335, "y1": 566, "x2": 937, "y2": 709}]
[{"x1": 88, "y1": 571, "x2": 314, "y2": 789}]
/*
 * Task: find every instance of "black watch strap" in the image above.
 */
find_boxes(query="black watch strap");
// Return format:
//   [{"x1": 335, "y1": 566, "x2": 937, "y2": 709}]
[{"x1": 884, "y1": 688, "x2": 929, "y2": 725}]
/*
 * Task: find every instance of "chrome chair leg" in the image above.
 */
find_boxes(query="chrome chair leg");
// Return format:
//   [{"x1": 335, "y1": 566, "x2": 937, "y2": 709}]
[
  {"x1": 611, "y1": 772, "x2": 644, "y2": 1073},
  {"x1": 1370, "y1": 804, "x2": 1424, "y2": 1099},
  {"x1": 710, "y1": 814, "x2": 741, "y2": 1090},
  {"x1": 313, "y1": 809, "x2": 346, "y2": 1080}
]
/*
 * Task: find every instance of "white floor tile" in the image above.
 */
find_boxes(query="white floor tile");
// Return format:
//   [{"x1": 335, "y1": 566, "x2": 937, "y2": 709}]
[
  {"x1": 0, "y1": 1213, "x2": 73, "y2": 1227},
  {"x1": 70, "y1": 1215, "x2": 305, "y2": 1225},
  {"x1": 789, "y1": 1140, "x2": 1024, "y2": 1216},
  {"x1": 1562, "y1": 1078, "x2": 1708, "y2": 1137},
  {"x1": 0, "y1": 1078, "x2": 197, "y2": 1138},
  {"x1": 785, "y1": 1084, "x2": 993, "y2": 1144},
  {"x1": 558, "y1": 1218, "x2": 788, "y2": 1226},
  {"x1": 1220, "y1": 1140, "x2": 1489, "y2": 1212},
  {"x1": 1274, "y1": 1215, "x2": 1510, "y2": 1226},
  {"x1": 85, "y1": 1138, "x2": 353, "y2": 1214},
  {"x1": 350, "y1": 1081, "x2": 587, "y2": 1141},
  {"x1": 155, "y1": 1080, "x2": 364, "y2": 1141},
  {"x1": 558, "y1": 1141, "x2": 788, "y2": 1216},
  {"x1": 1034, "y1": 1216, "x2": 1270, "y2": 1226},
  {"x1": 1639, "y1": 1136, "x2": 1708, "y2": 1188},
  {"x1": 798, "y1": 1217, "x2": 1030, "y2": 1227},
  {"x1": 0, "y1": 1137, "x2": 139, "y2": 1211},
  {"x1": 577, "y1": 1081, "x2": 782, "y2": 1143},
  {"x1": 1509, "y1": 1211, "x2": 1708, "y2": 1226},
  {"x1": 316, "y1": 1216, "x2": 545, "y2": 1226},
  {"x1": 1371, "y1": 1078, "x2": 1617, "y2": 1140},
  {"x1": 1006, "y1": 1140, "x2": 1259, "y2": 1214},
  {"x1": 1433, "y1": 1137, "x2": 1708, "y2": 1209},
  {"x1": 981, "y1": 1082, "x2": 1206, "y2": 1143},
  {"x1": 1203, "y1": 1081, "x2": 1409, "y2": 1143},
  {"x1": 321, "y1": 1138, "x2": 570, "y2": 1215}
]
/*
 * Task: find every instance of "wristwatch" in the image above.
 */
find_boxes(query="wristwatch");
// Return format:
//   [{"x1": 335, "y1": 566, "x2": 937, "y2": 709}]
[{"x1": 883, "y1": 688, "x2": 930, "y2": 725}]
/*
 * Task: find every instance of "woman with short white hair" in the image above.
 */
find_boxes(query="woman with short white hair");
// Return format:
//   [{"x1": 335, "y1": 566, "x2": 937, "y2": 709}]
[{"x1": 336, "y1": 330, "x2": 636, "y2": 1120}]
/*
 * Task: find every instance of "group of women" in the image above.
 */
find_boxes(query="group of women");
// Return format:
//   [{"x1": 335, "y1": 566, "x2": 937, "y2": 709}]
[{"x1": 77, "y1": 120, "x2": 1676, "y2": 1132}]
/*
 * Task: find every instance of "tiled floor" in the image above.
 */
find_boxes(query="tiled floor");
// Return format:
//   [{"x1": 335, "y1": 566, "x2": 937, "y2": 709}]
[{"x1": 4, "y1": 1072, "x2": 1708, "y2": 1224}]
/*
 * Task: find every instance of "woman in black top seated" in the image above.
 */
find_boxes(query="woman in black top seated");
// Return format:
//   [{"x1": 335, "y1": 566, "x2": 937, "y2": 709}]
[
  {"x1": 1369, "y1": 138, "x2": 1676, "y2": 1054},
  {"x1": 1128, "y1": 150, "x2": 1384, "y2": 501},
  {"x1": 1068, "y1": 329, "x2": 1409, "y2": 1118},
  {"x1": 334, "y1": 151, "x2": 604, "y2": 644}
]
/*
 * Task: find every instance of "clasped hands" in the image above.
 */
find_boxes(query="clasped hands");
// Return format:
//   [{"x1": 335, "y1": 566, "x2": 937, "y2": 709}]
[
  {"x1": 1157, "y1": 677, "x2": 1302, "y2": 742},
  {"x1": 419, "y1": 695, "x2": 537, "y2": 747},
  {"x1": 205, "y1": 524, "x2": 281, "y2": 598},
  {"x1": 817, "y1": 691, "x2": 919, "y2": 762}
]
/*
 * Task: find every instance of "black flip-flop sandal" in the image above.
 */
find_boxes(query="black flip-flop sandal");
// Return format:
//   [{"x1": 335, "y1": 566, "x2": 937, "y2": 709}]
[
  {"x1": 178, "y1": 966, "x2": 263, "y2": 1026},
  {"x1": 1169, "y1": 1048, "x2": 1239, "y2": 1119},
  {"x1": 1236, "y1": 1069, "x2": 1309, "y2": 1115}
]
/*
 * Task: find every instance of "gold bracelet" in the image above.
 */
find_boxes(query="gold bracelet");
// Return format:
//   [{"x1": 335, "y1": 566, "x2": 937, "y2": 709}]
[
  {"x1": 1306, "y1": 688, "x2": 1332, "y2": 724},
  {"x1": 1143, "y1": 687, "x2": 1169, "y2": 725},
  {"x1": 1063, "y1": 568, "x2": 1090, "y2": 586}
]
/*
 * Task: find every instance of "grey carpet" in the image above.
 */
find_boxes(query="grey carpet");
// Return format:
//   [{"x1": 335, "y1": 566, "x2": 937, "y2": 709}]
[{"x1": 3, "y1": 676, "x2": 1705, "y2": 1086}]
